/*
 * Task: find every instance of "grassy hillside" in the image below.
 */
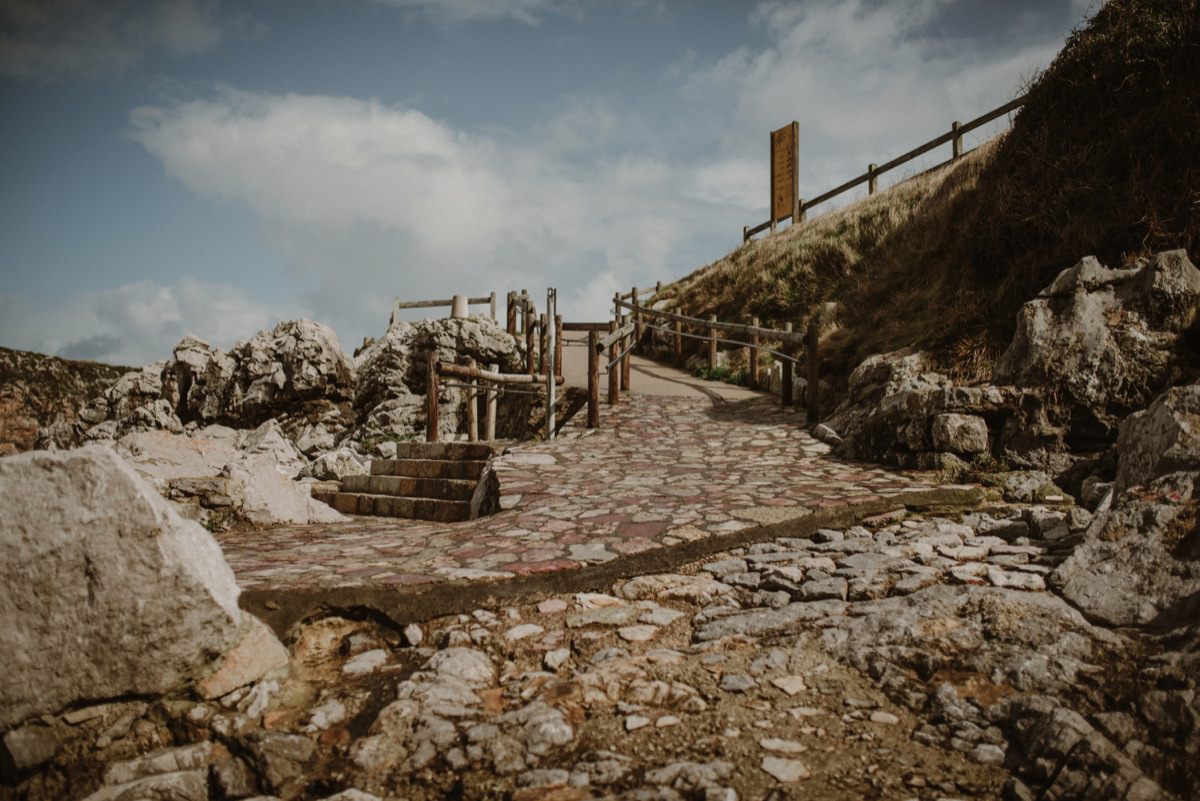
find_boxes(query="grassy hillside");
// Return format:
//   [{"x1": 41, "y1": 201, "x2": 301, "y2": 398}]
[{"x1": 662, "y1": 0, "x2": 1199, "y2": 385}]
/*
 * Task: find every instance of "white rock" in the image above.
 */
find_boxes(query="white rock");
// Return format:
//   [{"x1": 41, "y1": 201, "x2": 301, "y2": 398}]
[
  {"x1": 104, "y1": 742, "x2": 214, "y2": 785},
  {"x1": 222, "y1": 454, "x2": 346, "y2": 525},
  {"x1": 617, "y1": 625, "x2": 659, "y2": 643},
  {"x1": 639, "y1": 606, "x2": 686, "y2": 627},
  {"x1": 197, "y1": 616, "x2": 288, "y2": 699},
  {"x1": 544, "y1": 649, "x2": 571, "y2": 670},
  {"x1": 505, "y1": 624, "x2": 544, "y2": 641},
  {"x1": 403, "y1": 623, "x2": 424, "y2": 646},
  {"x1": 869, "y1": 711, "x2": 900, "y2": 725},
  {"x1": 759, "y1": 738, "x2": 806, "y2": 754},
  {"x1": 342, "y1": 649, "x2": 389, "y2": 676},
  {"x1": 426, "y1": 648, "x2": 495, "y2": 687},
  {"x1": 770, "y1": 676, "x2": 808, "y2": 696},
  {"x1": 237, "y1": 419, "x2": 308, "y2": 478},
  {"x1": 625, "y1": 715, "x2": 651, "y2": 731},
  {"x1": 0, "y1": 447, "x2": 242, "y2": 729},
  {"x1": 761, "y1": 756, "x2": 811, "y2": 782}
]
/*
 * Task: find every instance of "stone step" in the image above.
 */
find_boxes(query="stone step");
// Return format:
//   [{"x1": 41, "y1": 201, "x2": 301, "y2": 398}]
[
  {"x1": 371, "y1": 458, "x2": 489, "y2": 481},
  {"x1": 391, "y1": 442, "x2": 495, "y2": 461},
  {"x1": 341, "y1": 474, "x2": 476, "y2": 502},
  {"x1": 312, "y1": 491, "x2": 471, "y2": 523}
]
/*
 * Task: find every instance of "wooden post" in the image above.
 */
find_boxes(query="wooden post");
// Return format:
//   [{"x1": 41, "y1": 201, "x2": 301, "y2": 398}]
[
  {"x1": 743, "y1": 225, "x2": 750, "y2": 243},
  {"x1": 620, "y1": 315, "x2": 631, "y2": 391},
  {"x1": 806, "y1": 321, "x2": 820, "y2": 426},
  {"x1": 769, "y1": 128, "x2": 777, "y2": 235},
  {"x1": 782, "y1": 322, "x2": 794, "y2": 407},
  {"x1": 749, "y1": 316, "x2": 760, "y2": 390},
  {"x1": 426, "y1": 351, "x2": 439, "y2": 443},
  {"x1": 546, "y1": 289, "x2": 556, "y2": 441},
  {"x1": 868, "y1": 163, "x2": 878, "y2": 195},
  {"x1": 506, "y1": 291, "x2": 517, "y2": 336},
  {"x1": 952, "y1": 121, "x2": 962, "y2": 160},
  {"x1": 525, "y1": 302, "x2": 536, "y2": 376},
  {"x1": 538, "y1": 313, "x2": 547, "y2": 376},
  {"x1": 656, "y1": 280, "x2": 662, "y2": 296},
  {"x1": 587, "y1": 330, "x2": 600, "y2": 428},
  {"x1": 607, "y1": 320, "x2": 619, "y2": 405},
  {"x1": 673, "y1": 320, "x2": 682, "y2": 366},
  {"x1": 708, "y1": 314, "x2": 718, "y2": 370},
  {"x1": 465, "y1": 357, "x2": 478, "y2": 442},
  {"x1": 631, "y1": 286, "x2": 641, "y2": 351},
  {"x1": 489, "y1": 291, "x2": 496, "y2": 321},
  {"x1": 798, "y1": 198, "x2": 806, "y2": 224},
  {"x1": 554, "y1": 314, "x2": 563, "y2": 379},
  {"x1": 485, "y1": 363, "x2": 498, "y2": 440},
  {"x1": 520, "y1": 289, "x2": 528, "y2": 334}
]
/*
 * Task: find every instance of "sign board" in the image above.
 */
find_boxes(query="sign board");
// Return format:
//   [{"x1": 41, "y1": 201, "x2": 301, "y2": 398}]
[{"x1": 770, "y1": 122, "x2": 798, "y2": 223}]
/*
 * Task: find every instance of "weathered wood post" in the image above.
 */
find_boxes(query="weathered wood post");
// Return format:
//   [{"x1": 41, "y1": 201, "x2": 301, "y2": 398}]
[
  {"x1": 620, "y1": 314, "x2": 631, "y2": 392},
  {"x1": 743, "y1": 225, "x2": 750, "y2": 243},
  {"x1": 749, "y1": 316, "x2": 760, "y2": 390},
  {"x1": 538, "y1": 313, "x2": 548, "y2": 376},
  {"x1": 631, "y1": 286, "x2": 641, "y2": 351},
  {"x1": 608, "y1": 320, "x2": 619, "y2": 405},
  {"x1": 506, "y1": 291, "x2": 517, "y2": 335},
  {"x1": 525, "y1": 300, "x2": 536, "y2": 376},
  {"x1": 798, "y1": 198, "x2": 806, "y2": 224},
  {"x1": 868, "y1": 163, "x2": 878, "y2": 195},
  {"x1": 806, "y1": 320, "x2": 820, "y2": 426},
  {"x1": 546, "y1": 289, "x2": 556, "y2": 441},
  {"x1": 782, "y1": 322, "x2": 794, "y2": 407},
  {"x1": 465, "y1": 357, "x2": 478, "y2": 442},
  {"x1": 520, "y1": 289, "x2": 528, "y2": 334},
  {"x1": 426, "y1": 351, "x2": 439, "y2": 443},
  {"x1": 587, "y1": 330, "x2": 600, "y2": 428},
  {"x1": 489, "y1": 291, "x2": 496, "y2": 321},
  {"x1": 673, "y1": 320, "x2": 682, "y2": 366},
  {"x1": 554, "y1": 314, "x2": 563, "y2": 379},
  {"x1": 708, "y1": 314, "x2": 718, "y2": 370},
  {"x1": 485, "y1": 363, "x2": 498, "y2": 440},
  {"x1": 952, "y1": 121, "x2": 962, "y2": 159}
]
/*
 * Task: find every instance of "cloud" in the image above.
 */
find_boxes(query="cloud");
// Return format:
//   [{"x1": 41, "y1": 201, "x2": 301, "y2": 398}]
[
  {"x1": 683, "y1": 0, "x2": 1070, "y2": 209},
  {"x1": 127, "y1": 87, "x2": 742, "y2": 337},
  {"x1": 0, "y1": 0, "x2": 228, "y2": 81},
  {"x1": 366, "y1": 0, "x2": 573, "y2": 26},
  {"x1": 0, "y1": 278, "x2": 293, "y2": 366}
]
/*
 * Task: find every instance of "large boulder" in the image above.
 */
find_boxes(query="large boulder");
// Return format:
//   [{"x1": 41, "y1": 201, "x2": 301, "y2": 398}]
[
  {"x1": 353, "y1": 317, "x2": 524, "y2": 442},
  {"x1": 0, "y1": 447, "x2": 245, "y2": 729},
  {"x1": 994, "y1": 251, "x2": 1200, "y2": 447},
  {"x1": 222, "y1": 454, "x2": 346, "y2": 526},
  {"x1": 1051, "y1": 384, "x2": 1200, "y2": 627}
]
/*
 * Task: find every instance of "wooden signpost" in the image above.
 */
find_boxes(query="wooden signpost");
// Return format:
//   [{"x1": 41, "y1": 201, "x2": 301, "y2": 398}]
[{"x1": 770, "y1": 121, "x2": 800, "y2": 233}]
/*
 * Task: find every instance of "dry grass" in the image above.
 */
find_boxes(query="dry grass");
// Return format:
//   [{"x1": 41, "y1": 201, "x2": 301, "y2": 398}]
[{"x1": 660, "y1": 0, "x2": 1199, "y2": 389}]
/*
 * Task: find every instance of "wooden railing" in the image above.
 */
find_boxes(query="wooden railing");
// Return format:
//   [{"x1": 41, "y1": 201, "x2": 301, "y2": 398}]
[
  {"x1": 390, "y1": 292, "x2": 497, "y2": 323},
  {"x1": 743, "y1": 95, "x2": 1026, "y2": 241},
  {"x1": 426, "y1": 354, "x2": 565, "y2": 443}
]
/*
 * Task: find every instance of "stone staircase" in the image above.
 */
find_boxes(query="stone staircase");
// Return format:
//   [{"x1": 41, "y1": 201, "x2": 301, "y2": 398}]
[{"x1": 313, "y1": 442, "x2": 499, "y2": 522}]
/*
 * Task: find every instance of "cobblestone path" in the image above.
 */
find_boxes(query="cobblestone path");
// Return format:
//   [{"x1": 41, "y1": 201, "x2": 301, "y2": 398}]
[{"x1": 217, "y1": 394, "x2": 947, "y2": 591}]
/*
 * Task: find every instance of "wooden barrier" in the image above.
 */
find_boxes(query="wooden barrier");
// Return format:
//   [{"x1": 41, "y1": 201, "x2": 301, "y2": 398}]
[
  {"x1": 749, "y1": 316, "x2": 760, "y2": 390},
  {"x1": 607, "y1": 320, "x2": 619, "y2": 405},
  {"x1": 464, "y1": 356, "x2": 478, "y2": 442},
  {"x1": 394, "y1": 292, "x2": 496, "y2": 321},
  {"x1": 555, "y1": 315, "x2": 563, "y2": 379},
  {"x1": 782, "y1": 322, "x2": 794, "y2": 407},
  {"x1": 426, "y1": 351, "x2": 439, "y2": 442},
  {"x1": 708, "y1": 315, "x2": 717, "y2": 370},
  {"x1": 587, "y1": 331, "x2": 600, "y2": 428},
  {"x1": 806, "y1": 321, "x2": 820, "y2": 425},
  {"x1": 673, "y1": 320, "x2": 682, "y2": 366},
  {"x1": 525, "y1": 302, "x2": 536, "y2": 376},
  {"x1": 485, "y1": 363, "x2": 498, "y2": 441},
  {"x1": 620, "y1": 314, "x2": 631, "y2": 392},
  {"x1": 426, "y1": 358, "x2": 564, "y2": 443},
  {"x1": 743, "y1": 95, "x2": 1027, "y2": 241}
]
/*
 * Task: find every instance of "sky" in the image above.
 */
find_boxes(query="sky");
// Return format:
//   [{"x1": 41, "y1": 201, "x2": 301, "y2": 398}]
[{"x1": 0, "y1": 0, "x2": 1096, "y2": 366}]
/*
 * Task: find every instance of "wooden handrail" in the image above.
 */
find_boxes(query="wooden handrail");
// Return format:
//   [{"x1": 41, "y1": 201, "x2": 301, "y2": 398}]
[
  {"x1": 436, "y1": 361, "x2": 564, "y2": 386},
  {"x1": 743, "y1": 95, "x2": 1026, "y2": 240},
  {"x1": 616, "y1": 299, "x2": 808, "y2": 346},
  {"x1": 595, "y1": 322, "x2": 636, "y2": 352},
  {"x1": 394, "y1": 294, "x2": 494, "y2": 310}
]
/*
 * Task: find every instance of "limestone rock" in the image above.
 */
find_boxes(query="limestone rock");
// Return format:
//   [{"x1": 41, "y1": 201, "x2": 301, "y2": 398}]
[
  {"x1": 197, "y1": 616, "x2": 289, "y2": 699},
  {"x1": 238, "y1": 419, "x2": 308, "y2": 479},
  {"x1": 222, "y1": 454, "x2": 346, "y2": 526},
  {"x1": 994, "y1": 251, "x2": 1200, "y2": 444},
  {"x1": 0, "y1": 447, "x2": 242, "y2": 730},
  {"x1": 305, "y1": 448, "x2": 369, "y2": 481},
  {"x1": 1115, "y1": 384, "x2": 1200, "y2": 492},
  {"x1": 931, "y1": 413, "x2": 989, "y2": 455}
]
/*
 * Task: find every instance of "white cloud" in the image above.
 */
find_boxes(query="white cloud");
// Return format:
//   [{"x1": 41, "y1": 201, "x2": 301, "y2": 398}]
[
  {"x1": 367, "y1": 0, "x2": 572, "y2": 26},
  {"x1": 683, "y1": 0, "x2": 1068, "y2": 212},
  {"x1": 0, "y1": 0, "x2": 227, "y2": 81},
  {"x1": 0, "y1": 279, "x2": 293, "y2": 366},
  {"x1": 127, "y1": 87, "x2": 739, "y2": 340}
]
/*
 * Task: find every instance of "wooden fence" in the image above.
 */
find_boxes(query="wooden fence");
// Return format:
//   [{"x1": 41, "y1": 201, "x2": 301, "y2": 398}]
[
  {"x1": 743, "y1": 95, "x2": 1026, "y2": 241},
  {"x1": 390, "y1": 292, "x2": 497, "y2": 324}
]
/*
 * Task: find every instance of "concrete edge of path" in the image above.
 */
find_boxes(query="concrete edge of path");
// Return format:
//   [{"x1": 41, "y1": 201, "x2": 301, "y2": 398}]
[{"x1": 242, "y1": 486, "x2": 985, "y2": 639}]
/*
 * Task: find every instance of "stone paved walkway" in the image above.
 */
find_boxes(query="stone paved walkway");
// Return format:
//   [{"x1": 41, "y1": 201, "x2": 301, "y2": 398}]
[{"x1": 217, "y1": 392, "x2": 952, "y2": 593}]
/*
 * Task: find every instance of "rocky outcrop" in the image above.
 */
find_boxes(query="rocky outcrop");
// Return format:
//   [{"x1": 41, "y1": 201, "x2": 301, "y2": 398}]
[
  {"x1": 353, "y1": 317, "x2": 524, "y2": 443},
  {"x1": 994, "y1": 251, "x2": 1200, "y2": 447},
  {"x1": 0, "y1": 447, "x2": 246, "y2": 729},
  {"x1": 0, "y1": 347, "x2": 130, "y2": 455},
  {"x1": 1051, "y1": 384, "x2": 1200, "y2": 627}
]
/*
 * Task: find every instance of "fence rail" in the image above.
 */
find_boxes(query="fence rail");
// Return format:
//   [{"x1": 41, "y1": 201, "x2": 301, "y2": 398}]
[
  {"x1": 743, "y1": 95, "x2": 1026, "y2": 241},
  {"x1": 391, "y1": 292, "x2": 497, "y2": 322}
]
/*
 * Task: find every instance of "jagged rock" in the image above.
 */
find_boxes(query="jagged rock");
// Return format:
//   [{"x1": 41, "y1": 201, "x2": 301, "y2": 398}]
[
  {"x1": 1, "y1": 724, "x2": 60, "y2": 773},
  {"x1": 81, "y1": 770, "x2": 209, "y2": 801},
  {"x1": 1115, "y1": 384, "x2": 1200, "y2": 492},
  {"x1": 222, "y1": 454, "x2": 346, "y2": 526},
  {"x1": 238, "y1": 419, "x2": 308, "y2": 479},
  {"x1": 103, "y1": 741, "x2": 214, "y2": 785},
  {"x1": 305, "y1": 447, "x2": 370, "y2": 481},
  {"x1": 226, "y1": 321, "x2": 355, "y2": 425},
  {"x1": 197, "y1": 616, "x2": 289, "y2": 699},
  {"x1": 0, "y1": 447, "x2": 243, "y2": 729},
  {"x1": 994, "y1": 251, "x2": 1200, "y2": 446},
  {"x1": 931, "y1": 413, "x2": 989, "y2": 455},
  {"x1": 352, "y1": 317, "x2": 523, "y2": 442}
]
